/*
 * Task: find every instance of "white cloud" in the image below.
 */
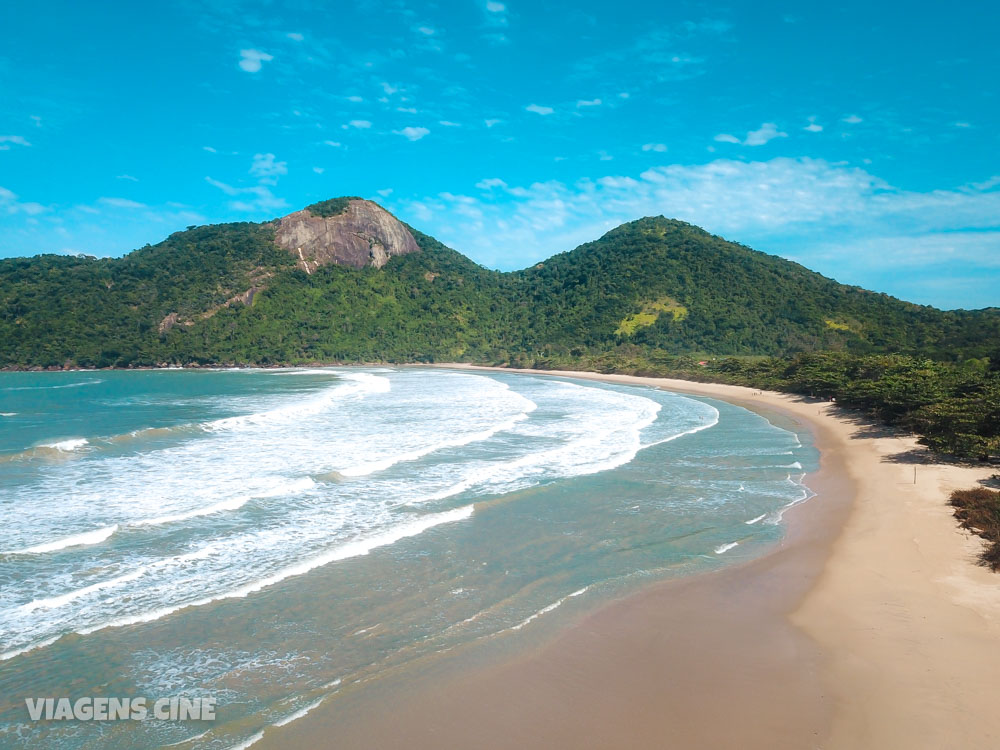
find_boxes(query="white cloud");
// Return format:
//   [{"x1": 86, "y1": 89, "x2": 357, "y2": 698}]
[
  {"x1": 0, "y1": 135, "x2": 31, "y2": 150},
  {"x1": 715, "y1": 123, "x2": 787, "y2": 146},
  {"x1": 377, "y1": 188, "x2": 393, "y2": 197},
  {"x1": 744, "y1": 122, "x2": 787, "y2": 146},
  {"x1": 618, "y1": 92, "x2": 630, "y2": 99},
  {"x1": 642, "y1": 143, "x2": 668, "y2": 152},
  {"x1": 393, "y1": 157, "x2": 1000, "y2": 297},
  {"x1": 439, "y1": 120, "x2": 461, "y2": 127},
  {"x1": 29, "y1": 115, "x2": 42, "y2": 127},
  {"x1": 205, "y1": 177, "x2": 287, "y2": 213},
  {"x1": 598, "y1": 176, "x2": 639, "y2": 189},
  {"x1": 0, "y1": 186, "x2": 45, "y2": 215},
  {"x1": 969, "y1": 175, "x2": 1000, "y2": 191},
  {"x1": 394, "y1": 126, "x2": 430, "y2": 141},
  {"x1": 203, "y1": 146, "x2": 217, "y2": 153},
  {"x1": 204, "y1": 177, "x2": 239, "y2": 195},
  {"x1": 842, "y1": 114, "x2": 863, "y2": 124},
  {"x1": 238, "y1": 49, "x2": 273, "y2": 73},
  {"x1": 323, "y1": 140, "x2": 342, "y2": 147},
  {"x1": 313, "y1": 166, "x2": 324, "y2": 174},
  {"x1": 807, "y1": 232, "x2": 1000, "y2": 270},
  {"x1": 484, "y1": 0, "x2": 507, "y2": 21},
  {"x1": 99, "y1": 197, "x2": 146, "y2": 209},
  {"x1": 526, "y1": 104, "x2": 554, "y2": 115},
  {"x1": 286, "y1": 32, "x2": 304, "y2": 41},
  {"x1": 207, "y1": 151, "x2": 290, "y2": 214},
  {"x1": 347, "y1": 120, "x2": 372, "y2": 129},
  {"x1": 485, "y1": 118, "x2": 501, "y2": 128},
  {"x1": 116, "y1": 174, "x2": 139, "y2": 181},
  {"x1": 249, "y1": 153, "x2": 287, "y2": 183},
  {"x1": 346, "y1": 95, "x2": 363, "y2": 103},
  {"x1": 804, "y1": 123, "x2": 823, "y2": 132},
  {"x1": 397, "y1": 106, "x2": 418, "y2": 113},
  {"x1": 577, "y1": 99, "x2": 602, "y2": 107},
  {"x1": 954, "y1": 121, "x2": 972, "y2": 128},
  {"x1": 476, "y1": 178, "x2": 508, "y2": 190},
  {"x1": 416, "y1": 26, "x2": 435, "y2": 35},
  {"x1": 381, "y1": 81, "x2": 399, "y2": 95},
  {"x1": 438, "y1": 192, "x2": 484, "y2": 220}
]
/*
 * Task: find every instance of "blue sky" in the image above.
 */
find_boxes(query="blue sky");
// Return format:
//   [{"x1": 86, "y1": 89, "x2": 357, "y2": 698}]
[{"x1": 1, "y1": 0, "x2": 998, "y2": 309}]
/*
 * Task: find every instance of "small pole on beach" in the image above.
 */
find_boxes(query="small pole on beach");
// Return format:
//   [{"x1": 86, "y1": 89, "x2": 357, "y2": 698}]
[{"x1": 913, "y1": 466, "x2": 917, "y2": 484}]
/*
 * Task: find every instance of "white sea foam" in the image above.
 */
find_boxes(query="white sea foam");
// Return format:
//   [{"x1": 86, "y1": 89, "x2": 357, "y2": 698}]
[
  {"x1": 18, "y1": 568, "x2": 147, "y2": 612},
  {"x1": 270, "y1": 369, "x2": 338, "y2": 376},
  {"x1": 13, "y1": 524, "x2": 118, "y2": 555},
  {"x1": 134, "y1": 478, "x2": 316, "y2": 527},
  {"x1": 714, "y1": 542, "x2": 739, "y2": 554},
  {"x1": 411, "y1": 381, "x2": 669, "y2": 504},
  {"x1": 38, "y1": 438, "x2": 89, "y2": 451},
  {"x1": 205, "y1": 372, "x2": 390, "y2": 431},
  {"x1": 226, "y1": 730, "x2": 265, "y2": 750},
  {"x1": 745, "y1": 514, "x2": 767, "y2": 525},
  {"x1": 0, "y1": 412, "x2": 16, "y2": 416},
  {"x1": 272, "y1": 698, "x2": 325, "y2": 727},
  {"x1": 62, "y1": 505, "x2": 476, "y2": 639},
  {"x1": 338, "y1": 401, "x2": 536, "y2": 478},
  {"x1": 767, "y1": 482, "x2": 817, "y2": 524},
  {"x1": 3, "y1": 505, "x2": 474, "y2": 659},
  {"x1": 161, "y1": 729, "x2": 211, "y2": 747},
  {"x1": 0, "y1": 635, "x2": 61, "y2": 663},
  {"x1": 509, "y1": 586, "x2": 589, "y2": 632},
  {"x1": 4, "y1": 380, "x2": 103, "y2": 391},
  {"x1": 12, "y1": 544, "x2": 222, "y2": 615},
  {"x1": 640, "y1": 403, "x2": 720, "y2": 450}
]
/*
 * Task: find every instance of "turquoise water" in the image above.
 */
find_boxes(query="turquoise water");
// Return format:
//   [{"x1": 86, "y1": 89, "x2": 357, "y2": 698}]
[{"x1": 0, "y1": 368, "x2": 816, "y2": 749}]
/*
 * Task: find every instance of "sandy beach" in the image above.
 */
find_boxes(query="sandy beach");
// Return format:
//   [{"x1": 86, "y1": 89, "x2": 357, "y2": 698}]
[{"x1": 258, "y1": 366, "x2": 1000, "y2": 750}]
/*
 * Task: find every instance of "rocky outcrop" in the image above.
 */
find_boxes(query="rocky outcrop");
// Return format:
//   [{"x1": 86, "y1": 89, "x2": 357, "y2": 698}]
[
  {"x1": 273, "y1": 199, "x2": 420, "y2": 271},
  {"x1": 158, "y1": 272, "x2": 273, "y2": 334},
  {"x1": 158, "y1": 312, "x2": 180, "y2": 334}
]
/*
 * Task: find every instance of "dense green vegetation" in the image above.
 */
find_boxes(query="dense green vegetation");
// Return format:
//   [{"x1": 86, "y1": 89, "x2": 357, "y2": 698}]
[
  {"x1": 0, "y1": 223, "x2": 293, "y2": 368},
  {"x1": 1, "y1": 203, "x2": 998, "y2": 460},
  {"x1": 950, "y1": 486, "x2": 1000, "y2": 570},
  {"x1": 304, "y1": 197, "x2": 361, "y2": 217},
  {"x1": 513, "y1": 219, "x2": 1000, "y2": 359}
]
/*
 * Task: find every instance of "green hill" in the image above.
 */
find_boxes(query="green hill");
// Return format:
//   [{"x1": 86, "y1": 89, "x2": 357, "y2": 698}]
[
  {"x1": 1, "y1": 200, "x2": 997, "y2": 370},
  {"x1": 515, "y1": 218, "x2": 999, "y2": 358}
]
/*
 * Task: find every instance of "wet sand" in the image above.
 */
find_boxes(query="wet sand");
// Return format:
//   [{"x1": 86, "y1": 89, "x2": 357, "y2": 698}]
[{"x1": 257, "y1": 367, "x2": 1000, "y2": 750}]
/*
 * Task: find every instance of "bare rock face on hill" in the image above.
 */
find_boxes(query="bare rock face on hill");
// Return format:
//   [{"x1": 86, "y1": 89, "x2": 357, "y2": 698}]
[{"x1": 273, "y1": 198, "x2": 420, "y2": 272}]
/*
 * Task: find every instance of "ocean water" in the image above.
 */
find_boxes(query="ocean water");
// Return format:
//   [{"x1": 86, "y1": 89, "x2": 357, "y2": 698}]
[{"x1": 0, "y1": 368, "x2": 816, "y2": 749}]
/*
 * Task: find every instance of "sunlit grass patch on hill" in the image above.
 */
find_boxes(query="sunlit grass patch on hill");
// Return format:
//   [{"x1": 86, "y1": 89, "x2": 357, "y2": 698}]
[
  {"x1": 824, "y1": 319, "x2": 854, "y2": 332},
  {"x1": 616, "y1": 297, "x2": 688, "y2": 336}
]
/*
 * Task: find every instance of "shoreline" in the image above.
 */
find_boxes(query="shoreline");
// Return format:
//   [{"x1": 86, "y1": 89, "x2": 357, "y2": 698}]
[{"x1": 253, "y1": 365, "x2": 1000, "y2": 749}]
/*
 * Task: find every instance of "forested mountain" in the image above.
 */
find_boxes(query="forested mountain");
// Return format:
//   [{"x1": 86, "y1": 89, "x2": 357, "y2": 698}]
[
  {"x1": 515, "y1": 219, "x2": 999, "y2": 359},
  {"x1": 1, "y1": 198, "x2": 997, "y2": 369}
]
